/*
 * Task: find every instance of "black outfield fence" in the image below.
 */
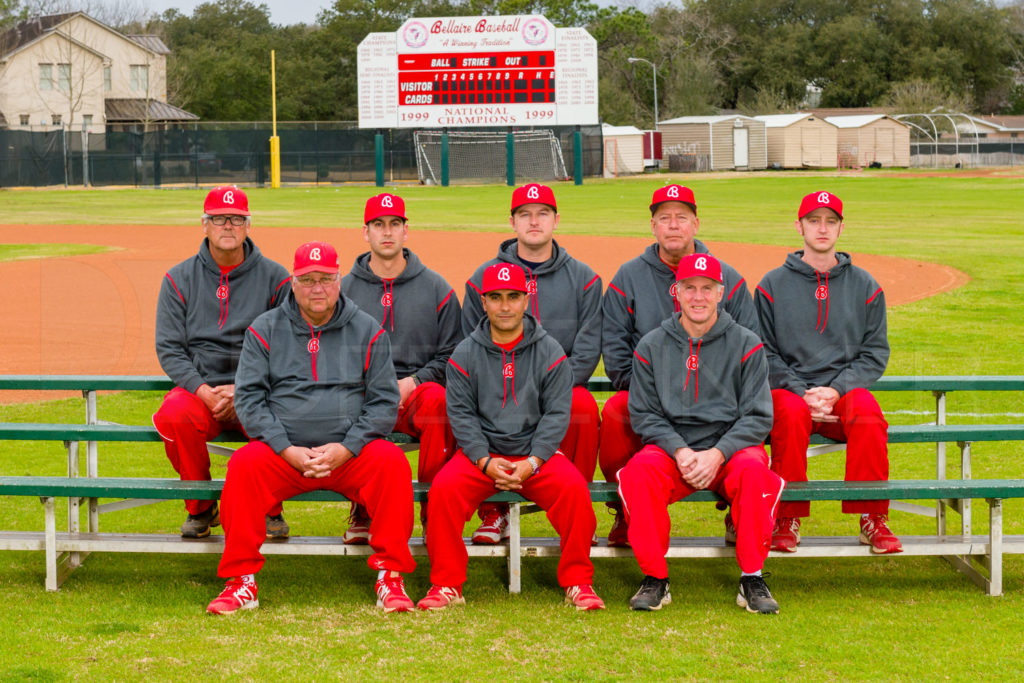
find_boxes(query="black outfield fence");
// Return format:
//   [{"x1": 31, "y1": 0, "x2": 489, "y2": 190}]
[{"x1": 0, "y1": 122, "x2": 604, "y2": 188}]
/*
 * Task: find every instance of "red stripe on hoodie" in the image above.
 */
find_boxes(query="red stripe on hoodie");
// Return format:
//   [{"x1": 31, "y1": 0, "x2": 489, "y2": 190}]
[
  {"x1": 437, "y1": 290, "x2": 454, "y2": 313},
  {"x1": 271, "y1": 277, "x2": 291, "y2": 305},
  {"x1": 165, "y1": 274, "x2": 185, "y2": 305},
  {"x1": 448, "y1": 358, "x2": 469, "y2": 377},
  {"x1": 866, "y1": 288, "x2": 882, "y2": 305},
  {"x1": 364, "y1": 329, "x2": 385, "y2": 372},
  {"x1": 633, "y1": 350, "x2": 651, "y2": 366},
  {"x1": 727, "y1": 278, "x2": 745, "y2": 301},
  {"x1": 248, "y1": 326, "x2": 269, "y2": 350},
  {"x1": 583, "y1": 274, "x2": 600, "y2": 291},
  {"x1": 466, "y1": 280, "x2": 482, "y2": 295},
  {"x1": 756, "y1": 285, "x2": 773, "y2": 303},
  {"x1": 740, "y1": 343, "x2": 763, "y2": 364},
  {"x1": 546, "y1": 355, "x2": 567, "y2": 372}
]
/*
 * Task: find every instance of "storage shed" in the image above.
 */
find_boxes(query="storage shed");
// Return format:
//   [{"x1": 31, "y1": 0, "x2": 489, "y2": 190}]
[
  {"x1": 755, "y1": 113, "x2": 838, "y2": 168},
  {"x1": 657, "y1": 115, "x2": 767, "y2": 171},
  {"x1": 825, "y1": 115, "x2": 910, "y2": 167},
  {"x1": 601, "y1": 123, "x2": 645, "y2": 176}
]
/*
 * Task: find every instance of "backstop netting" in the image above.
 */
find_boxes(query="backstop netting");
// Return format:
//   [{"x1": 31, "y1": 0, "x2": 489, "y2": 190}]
[{"x1": 414, "y1": 129, "x2": 568, "y2": 184}]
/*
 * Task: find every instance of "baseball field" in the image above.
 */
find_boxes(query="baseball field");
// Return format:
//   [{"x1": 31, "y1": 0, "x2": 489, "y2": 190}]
[{"x1": 0, "y1": 170, "x2": 1022, "y2": 680}]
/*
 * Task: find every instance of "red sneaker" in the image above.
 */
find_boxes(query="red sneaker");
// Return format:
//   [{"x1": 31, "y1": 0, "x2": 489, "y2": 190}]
[
  {"x1": 342, "y1": 502, "x2": 370, "y2": 545},
  {"x1": 416, "y1": 585, "x2": 465, "y2": 611},
  {"x1": 607, "y1": 506, "x2": 629, "y2": 547},
  {"x1": 565, "y1": 584, "x2": 605, "y2": 611},
  {"x1": 375, "y1": 572, "x2": 414, "y2": 613},
  {"x1": 206, "y1": 576, "x2": 258, "y2": 615},
  {"x1": 471, "y1": 508, "x2": 510, "y2": 545},
  {"x1": 771, "y1": 517, "x2": 801, "y2": 553},
  {"x1": 860, "y1": 514, "x2": 903, "y2": 554}
]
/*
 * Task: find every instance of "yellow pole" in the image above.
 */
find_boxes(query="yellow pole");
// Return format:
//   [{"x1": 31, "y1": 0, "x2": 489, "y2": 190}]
[{"x1": 269, "y1": 49, "x2": 281, "y2": 188}]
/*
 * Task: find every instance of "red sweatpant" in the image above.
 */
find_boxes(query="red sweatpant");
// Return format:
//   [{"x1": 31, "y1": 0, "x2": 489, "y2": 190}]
[
  {"x1": 618, "y1": 445, "x2": 784, "y2": 576},
  {"x1": 393, "y1": 381, "x2": 456, "y2": 485},
  {"x1": 598, "y1": 390, "x2": 641, "y2": 485},
  {"x1": 217, "y1": 439, "x2": 416, "y2": 578},
  {"x1": 153, "y1": 387, "x2": 280, "y2": 517},
  {"x1": 770, "y1": 388, "x2": 889, "y2": 517},
  {"x1": 427, "y1": 451, "x2": 596, "y2": 589}
]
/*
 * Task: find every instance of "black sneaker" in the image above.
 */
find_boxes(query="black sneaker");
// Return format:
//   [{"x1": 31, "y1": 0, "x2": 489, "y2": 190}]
[
  {"x1": 737, "y1": 573, "x2": 780, "y2": 614},
  {"x1": 266, "y1": 513, "x2": 290, "y2": 540},
  {"x1": 181, "y1": 504, "x2": 219, "y2": 538},
  {"x1": 629, "y1": 575, "x2": 671, "y2": 611}
]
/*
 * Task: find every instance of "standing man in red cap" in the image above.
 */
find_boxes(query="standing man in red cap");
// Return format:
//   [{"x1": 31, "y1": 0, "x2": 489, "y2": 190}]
[
  {"x1": 461, "y1": 183, "x2": 603, "y2": 545},
  {"x1": 600, "y1": 185, "x2": 758, "y2": 546},
  {"x1": 154, "y1": 186, "x2": 292, "y2": 539},
  {"x1": 206, "y1": 241, "x2": 418, "y2": 615},
  {"x1": 340, "y1": 193, "x2": 462, "y2": 542},
  {"x1": 417, "y1": 262, "x2": 604, "y2": 611},
  {"x1": 619, "y1": 253, "x2": 783, "y2": 614},
  {"x1": 755, "y1": 191, "x2": 900, "y2": 554}
]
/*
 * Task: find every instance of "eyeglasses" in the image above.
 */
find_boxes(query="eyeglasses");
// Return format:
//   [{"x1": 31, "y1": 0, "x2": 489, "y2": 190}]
[
  {"x1": 294, "y1": 273, "x2": 339, "y2": 288},
  {"x1": 207, "y1": 215, "x2": 247, "y2": 226}
]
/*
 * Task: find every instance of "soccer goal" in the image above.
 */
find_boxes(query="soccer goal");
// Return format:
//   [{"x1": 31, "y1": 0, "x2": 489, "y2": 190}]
[{"x1": 414, "y1": 129, "x2": 569, "y2": 185}]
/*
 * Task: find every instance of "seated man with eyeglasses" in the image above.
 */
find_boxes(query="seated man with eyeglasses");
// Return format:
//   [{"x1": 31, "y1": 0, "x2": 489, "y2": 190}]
[
  {"x1": 154, "y1": 186, "x2": 292, "y2": 539},
  {"x1": 207, "y1": 241, "x2": 417, "y2": 614}
]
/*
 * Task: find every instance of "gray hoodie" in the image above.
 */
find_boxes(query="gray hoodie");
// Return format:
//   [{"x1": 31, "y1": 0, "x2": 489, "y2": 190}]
[
  {"x1": 755, "y1": 251, "x2": 888, "y2": 396},
  {"x1": 602, "y1": 240, "x2": 758, "y2": 391},
  {"x1": 234, "y1": 292, "x2": 399, "y2": 456},
  {"x1": 462, "y1": 238, "x2": 602, "y2": 387},
  {"x1": 156, "y1": 237, "x2": 290, "y2": 393},
  {"x1": 446, "y1": 314, "x2": 571, "y2": 463},
  {"x1": 342, "y1": 248, "x2": 462, "y2": 386},
  {"x1": 629, "y1": 311, "x2": 771, "y2": 461}
]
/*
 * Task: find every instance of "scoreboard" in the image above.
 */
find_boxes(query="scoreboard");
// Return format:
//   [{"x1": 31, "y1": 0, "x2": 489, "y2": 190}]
[{"x1": 358, "y1": 15, "x2": 597, "y2": 129}]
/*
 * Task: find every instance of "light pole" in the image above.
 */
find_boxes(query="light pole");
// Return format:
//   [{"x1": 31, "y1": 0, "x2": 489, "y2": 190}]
[{"x1": 628, "y1": 56, "x2": 658, "y2": 130}]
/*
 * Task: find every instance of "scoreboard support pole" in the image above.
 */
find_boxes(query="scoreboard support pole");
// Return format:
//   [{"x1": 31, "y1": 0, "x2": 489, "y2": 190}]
[
  {"x1": 441, "y1": 129, "x2": 450, "y2": 187},
  {"x1": 375, "y1": 129, "x2": 384, "y2": 187},
  {"x1": 573, "y1": 125, "x2": 583, "y2": 185},
  {"x1": 506, "y1": 128, "x2": 515, "y2": 186}
]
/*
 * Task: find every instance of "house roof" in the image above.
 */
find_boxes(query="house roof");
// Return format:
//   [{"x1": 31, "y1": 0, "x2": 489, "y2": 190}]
[
  {"x1": 128, "y1": 35, "x2": 170, "y2": 55},
  {"x1": 973, "y1": 115, "x2": 1024, "y2": 132},
  {"x1": 754, "y1": 113, "x2": 834, "y2": 128},
  {"x1": 810, "y1": 107, "x2": 893, "y2": 118},
  {"x1": 0, "y1": 13, "x2": 76, "y2": 59},
  {"x1": 825, "y1": 114, "x2": 901, "y2": 128},
  {"x1": 602, "y1": 123, "x2": 644, "y2": 136},
  {"x1": 659, "y1": 115, "x2": 758, "y2": 125},
  {"x1": 105, "y1": 99, "x2": 199, "y2": 122}
]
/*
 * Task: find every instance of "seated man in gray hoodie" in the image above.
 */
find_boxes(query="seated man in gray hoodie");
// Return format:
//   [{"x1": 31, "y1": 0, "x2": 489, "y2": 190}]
[
  {"x1": 340, "y1": 193, "x2": 462, "y2": 543},
  {"x1": 619, "y1": 254, "x2": 784, "y2": 614},
  {"x1": 417, "y1": 263, "x2": 604, "y2": 611},
  {"x1": 206, "y1": 241, "x2": 417, "y2": 615}
]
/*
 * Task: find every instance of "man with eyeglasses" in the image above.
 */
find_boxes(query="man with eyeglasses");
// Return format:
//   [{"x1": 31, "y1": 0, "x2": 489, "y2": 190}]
[
  {"x1": 599, "y1": 185, "x2": 759, "y2": 546},
  {"x1": 154, "y1": 186, "x2": 291, "y2": 539},
  {"x1": 340, "y1": 193, "x2": 462, "y2": 543},
  {"x1": 207, "y1": 241, "x2": 417, "y2": 614}
]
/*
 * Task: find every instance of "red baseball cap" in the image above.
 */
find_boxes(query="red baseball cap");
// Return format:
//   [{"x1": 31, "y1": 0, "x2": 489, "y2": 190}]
[
  {"x1": 798, "y1": 191, "x2": 843, "y2": 220},
  {"x1": 481, "y1": 263, "x2": 528, "y2": 293},
  {"x1": 293, "y1": 241, "x2": 339, "y2": 276},
  {"x1": 650, "y1": 185, "x2": 697, "y2": 215},
  {"x1": 675, "y1": 253, "x2": 723, "y2": 285},
  {"x1": 511, "y1": 183, "x2": 557, "y2": 214},
  {"x1": 364, "y1": 193, "x2": 407, "y2": 224},
  {"x1": 204, "y1": 186, "x2": 250, "y2": 216}
]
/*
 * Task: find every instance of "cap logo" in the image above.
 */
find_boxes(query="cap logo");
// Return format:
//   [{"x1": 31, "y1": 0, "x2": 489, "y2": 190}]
[
  {"x1": 694, "y1": 256, "x2": 708, "y2": 271},
  {"x1": 307, "y1": 339, "x2": 319, "y2": 353},
  {"x1": 381, "y1": 195, "x2": 393, "y2": 208},
  {"x1": 497, "y1": 266, "x2": 511, "y2": 282},
  {"x1": 310, "y1": 247, "x2": 322, "y2": 261},
  {"x1": 381, "y1": 293, "x2": 392, "y2": 306},
  {"x1": 223, "y1": 190, "x2": 235, "y2": 205},
  {"x1": 686, "y1": 355, "x2": 698, "y2": 371},
  {"x1": 503, "y1": 363, "x2": 514, "y2": 379},
  {"x1": 527, "y1": 185, "x2": 540, "y2": 199},
  {"x1": 216, "y1": 285, "x2": 228, "y2": 300},
  {"x1": 817, "y1": 192, "x2": 830, "y2": 204},
  {"x1": 667, "y1": 186, "x2": 679, "y2": 198},
  {"x1": 815, "y1": 285, "x2": 829, "y2": 301}
]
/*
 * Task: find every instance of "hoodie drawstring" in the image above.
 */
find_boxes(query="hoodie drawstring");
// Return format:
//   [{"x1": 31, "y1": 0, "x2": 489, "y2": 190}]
[
  {"x1": 684, "y1": 337, "x2": 702, "y2": 401},
  {"x1": 815, "y1": 271, "x2": 830, "y2": 334},
  {"x1": 381, "y1": 279, "x2": 395, "y2": 331},
  {"x1": 501, "y1": 349, "x2": 518, "y2": 408},
  {"x1": 307, "y1": 324, "x2": 322, "y2": 381},
  {"x1": 216, "y1": 272, "x2": 230, "y2": 329}
]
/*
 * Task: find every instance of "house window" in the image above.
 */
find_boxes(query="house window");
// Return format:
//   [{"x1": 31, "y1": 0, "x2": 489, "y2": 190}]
[
  {"x1": 104, "y1": 66, "x2": 111, "y2": 92},
  {"x1": 20, "y1": 114, "x2": 29, "y2": 125},
  {"x1": 52, "y1": 114, "x2": 62, "y2": 125},
  {"x1": 129, "y1": 65, "x2": 149, "y2": 92},
  {"x1": 57, "y1": 63, "x2": 71, "y2": 93},
  {"x1": 39, "y1": 63, "x2": 53, "y2": 90},
  {"x1": 83, "y1": 114, "x2": 93, "y2": 128}
]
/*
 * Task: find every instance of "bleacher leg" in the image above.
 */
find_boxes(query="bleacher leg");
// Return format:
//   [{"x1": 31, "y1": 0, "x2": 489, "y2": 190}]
[
  {"x1": 42, "y1": 496, "x2": 57, "y2": 591},
  {"x1": 508, "y1": 502, "x2": 521, "y2": 594},
  {"x1": 960, "y1": 441, "x2": 972, "y2": 535},
  {"x1": 934, "y1": 390, "x2": 947, "y2": 536},
  {"x1": 988, "y1": 498, "x2": 1003, "y2": 596}
]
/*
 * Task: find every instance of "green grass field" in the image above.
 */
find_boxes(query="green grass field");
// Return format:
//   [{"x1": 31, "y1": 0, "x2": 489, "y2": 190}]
[{"x1": 1, "y1": 172, "x2": 1023, "y2": 680}]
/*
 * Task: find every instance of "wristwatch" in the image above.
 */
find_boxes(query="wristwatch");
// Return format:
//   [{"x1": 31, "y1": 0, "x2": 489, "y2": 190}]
[{"x1": 527, "y1": 456, "x2": 542, "y2": 474}]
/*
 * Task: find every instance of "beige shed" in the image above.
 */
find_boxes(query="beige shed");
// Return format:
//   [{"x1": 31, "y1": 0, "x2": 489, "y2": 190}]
[
  {"x1": 755, "y1": 113, "x2": 838, "y2": 168},
  {"x1": 657, "y1": 115, "x2": 767, "y2": 171},
  {"x1": 825, "y1": 115, "x2": 911, "y2": 167},
  {"x1": 601, "y1": 123, "x2": 645, "y2": 177}
]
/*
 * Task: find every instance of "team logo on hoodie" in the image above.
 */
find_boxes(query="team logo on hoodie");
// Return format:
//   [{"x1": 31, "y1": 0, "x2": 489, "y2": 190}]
[
  {"x1": 526, "y1": 280, "x2": 537, "y2": 295},
  {"x1": 381, "y1": 292, "x2": 393, "y2": 306},
  {"x1": 503, "y1": 363, "x2": 515, "y2": 379},
  {"x1": 669, "y1": 283, "x2": 678, "y2": 298},
  {"x1": 686, "y1": 354, "x2": 699, "y2": 371},
  {"x1": 307, "y1": 339, "x2": 320, "y2": 353},
  {"x1": 216, "y1": 285, "x2": 228, "y2": 300},
  {"x1": 815, "y1": 285, "x2": 829, "y2": 301}
]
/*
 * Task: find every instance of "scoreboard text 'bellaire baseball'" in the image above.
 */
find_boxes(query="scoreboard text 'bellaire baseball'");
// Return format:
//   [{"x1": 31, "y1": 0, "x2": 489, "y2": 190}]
[{"x1": 357, "y1": 15, "x2": 598, "y2": 129}]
